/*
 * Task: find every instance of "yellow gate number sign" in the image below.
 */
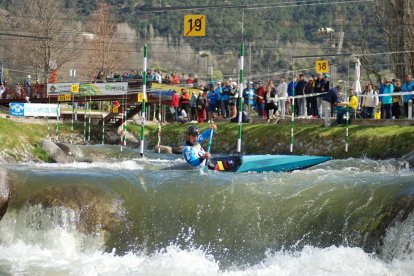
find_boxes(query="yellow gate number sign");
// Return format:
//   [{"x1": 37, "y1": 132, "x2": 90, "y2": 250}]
[
  {"x1": 58, "y1": 94, "x2": 71, "y2": 101},
  {"x1": 315, "y1": 60, "x2": 329, "y2": 74},
  {"x1": 71, "y1": 84, "x2": 79, "y2": 93},
  {"x1": 137, "y1": 92, "x2": 147, "y2": 103},
  {"x1": 184, "y1": 14, "x2": 206, "y2": 37}
]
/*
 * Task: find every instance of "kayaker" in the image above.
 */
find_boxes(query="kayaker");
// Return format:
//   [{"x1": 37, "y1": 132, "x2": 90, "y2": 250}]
[{"x1": 183, "y1": 124, "x2": 217, "y2": 167}]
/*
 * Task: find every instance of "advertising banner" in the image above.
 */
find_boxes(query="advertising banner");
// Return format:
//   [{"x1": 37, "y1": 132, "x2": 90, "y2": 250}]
[
  {"x1": 47, "y1": 83, "x2": 79, "y2": 96},
  {"x1": 9, "y1": 103, "x2": 60, "y2": 117},
  {"x1": 79, "y1": 82, "x2": 128, "y2": 96}
]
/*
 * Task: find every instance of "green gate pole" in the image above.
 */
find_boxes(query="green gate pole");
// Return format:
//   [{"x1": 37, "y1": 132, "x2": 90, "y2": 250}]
[
  {"x1": 237, "y1": 42, "x2": 245, "y2": 155},
  {"x1": 140, "y1": 44, "x2": 148, "y2": 157}
]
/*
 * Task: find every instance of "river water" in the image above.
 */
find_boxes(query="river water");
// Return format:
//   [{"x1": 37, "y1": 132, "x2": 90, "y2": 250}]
[{"x1": 0, "y1": 145, "x2": 413, "y2": 275}]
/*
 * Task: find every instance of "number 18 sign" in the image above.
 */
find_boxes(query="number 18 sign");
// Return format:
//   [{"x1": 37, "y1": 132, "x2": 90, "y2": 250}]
[
  {"x1": 184, "y1": 14, "x2": 206, "y2": 37},
  {"x1": 315, "y1": 60, "x2": 329, "y2": 74}
]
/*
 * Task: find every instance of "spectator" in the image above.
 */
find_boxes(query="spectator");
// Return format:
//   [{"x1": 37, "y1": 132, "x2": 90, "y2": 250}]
[
  {"x1": 179, "y1": 88, "x2": 190, "y2": 114},
  {"x1": 321, "y1": 81, "x2": 344, "y2": 127},
  {"x1": 186, "y1": 75, "x2": 194, "y2": 86},
  {"x1": 276, "y1": 76, "x2": 288, "y2": 119},
  {"x1": 314, "y1": 73, "x2": 326, "y2": 117},
  {"x1": 243, "y1": 81, "x2": 255, "y2": 114},
  {"x1": 322, "y1": 74, "x2": 330, "y2": 92},
  {"x1": 392, "y1": 79, "x2": 402, "y2": 119},
  {"x1": 294, "y1": 73, "x2": 307, "y2": 117},
  {"x1": 0, "y1": 84, "x2": 4, "y2": 99},
  {"x1": 178, "y1": 109, "x2": 189, "y2": 123},
  {"x1": 195, "y1": 90, "x2": 207, "y2": 123},
  {"x1": 401, "y1": 74, "x2": 414, "y2": 117},
  {"x1": 15, "y1": 83, "x2": 23, "y2": 99},
  {"x1": 304, "y1": 78, "x2": 317, "y2": 118},
  {"x1": 207, "y1": 85, "x2": 220, "y2": 123},
  {"x1": 215, "y1": 81, "x2": 223, "y2": 117},
  {"x1": 190, "y1": 91, "x2": 198, "y2": 121},
  {"x1": 264, "y1": 80, "x2": 278, "y2": 122},
  {"x1": 287, "y1": 75, "x2": 297, "y2": 116},
  {"x1": 147, "y1": 70, "x2": 155, "y2": 81},
  {"x1": 335, "y1": 88, "x2": 358, "y2": 125},
  {"x1": 171, "y1": 90, "x2": 180, "y2": 122},
  {"x1": 164, "y1": 74, "x2": 171, "y2": 84},
  {"x1": 24, "y1": 75, "x2": 31, "y2": 97},
  {"x1": 96, "y1": 71, "x2": 105, "y2": 83},
  {"x1": 34, "y1": 80, "x2": 42, "y2": 98},
  {"x1": 221, "y1": 80, "x2": 231, "y2": 118},
  {"x1": 255, "y1": 81, "x2": 266, "y2": 119},
  {"x1": 193, "y1": 75, "x2": 199, "y2": 87},
  {"x1": 379, "y1": 78, "x2": 394, "y2": 119},
  {"x1": 113, "y1": 72, "x2": 122, "y2": 82},
  {"x1": 230, "y1": 108, "x2": 250, "y2": 123},
  {"x1": 228, "y1": 82, "x2": 238, "y2": 118},
  {"x1": 361, "y1": 83, "x2": 379, "y2": 119},
  {"x1": 172, "y1": 73, "x2": 180, "y2": 85},
  {"x1": 155, "y1": 70, "x2": 162, "y2": 84}
]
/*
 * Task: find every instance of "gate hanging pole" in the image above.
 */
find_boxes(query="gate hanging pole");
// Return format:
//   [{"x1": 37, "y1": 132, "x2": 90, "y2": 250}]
[
  {"x1": 237, "y1": 42, "x2": 245, "y2": 155},
  {"x1": 237, "y1": 10, "x2": 245, "y2": 155},
  {"x1": 140, "y1": 44, "x2": 148, "y2": 158}
]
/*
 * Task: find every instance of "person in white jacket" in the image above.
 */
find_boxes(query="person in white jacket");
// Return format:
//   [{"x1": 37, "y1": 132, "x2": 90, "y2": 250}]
[
  {"x1": 361, "y1": 83, "x2": 379, "y2": 119},
  {"x1": 276, "y1": 76, "x2": 288, "y2": 119}
]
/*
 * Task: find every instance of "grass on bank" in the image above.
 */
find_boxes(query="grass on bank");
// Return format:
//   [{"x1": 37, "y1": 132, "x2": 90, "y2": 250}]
[
  {"x1": 0, "y1": 117, "x2": 104, "y2": 161},
  {"x1": 1, "y1": 117, "x2": 414, "y2": 161},
  {"x1": 147, "y1": 122, "x2": 414, "y2": 159}
]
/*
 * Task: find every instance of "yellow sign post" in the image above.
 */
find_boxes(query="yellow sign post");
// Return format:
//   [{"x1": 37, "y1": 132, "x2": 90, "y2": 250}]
[
  {"x1": 315, "y1": 60, "x2": 329, "y2": 74},
  {"x1": 184, "y1": 14, "x2": 206, "y2": 37},
  {"x1": 71, "y1": 84, "x2": 79, "y2": 93}
]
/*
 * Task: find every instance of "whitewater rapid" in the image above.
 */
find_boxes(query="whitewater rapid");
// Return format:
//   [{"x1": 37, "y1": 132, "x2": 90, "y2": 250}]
[{"x1": 0, "y1": 150, "x2": 413, "y2": 275}]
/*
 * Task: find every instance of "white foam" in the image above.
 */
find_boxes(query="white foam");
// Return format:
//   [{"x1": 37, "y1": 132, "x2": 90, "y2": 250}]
[
  {"x1": 1, "y1": 208, "x2": 412, "y2": 276},
  {"x1": 30, "y1": 160, "x2": 143, "y2": 171}
]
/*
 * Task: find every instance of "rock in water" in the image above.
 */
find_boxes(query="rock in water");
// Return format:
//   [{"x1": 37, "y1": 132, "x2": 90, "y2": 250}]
[
  {"x1": 56, "y1": 143, "x2": 84, "y2": 158},
  {"x1": 401, "y1": 151, "x2": 414, "y2": 169},
  {"x1": 0, "y1": 169, "x2": 10, "y2": 221},
  {"x1": 154, "y1": 145, "x2": 172, "y2": 154},
  {"x1": 41, "y1": 139, "x2": 74, "y2": 163}
]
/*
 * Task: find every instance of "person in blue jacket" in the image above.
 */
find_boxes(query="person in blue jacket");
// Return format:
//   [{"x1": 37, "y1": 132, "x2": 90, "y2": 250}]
[
  {"x1": 183, "y1": 124, "x2": 217, "y2": 167},
  {"x1": 379, "y1": 78, "x2": 394, "y2": 119}
]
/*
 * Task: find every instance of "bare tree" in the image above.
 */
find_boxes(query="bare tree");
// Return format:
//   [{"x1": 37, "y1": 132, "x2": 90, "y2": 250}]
[
  {"x1": 374, "y1": 0, "x2": 414, "y2": 77},
  {"x1": 84, "y1": 3, "x2": 129, "y2": 80},
  {"x1": 9, "y1": 0, "x2": 81, "y2": 82}
]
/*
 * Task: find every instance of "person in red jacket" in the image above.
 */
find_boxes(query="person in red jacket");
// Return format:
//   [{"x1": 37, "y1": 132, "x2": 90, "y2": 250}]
[
  {"x1": 171, "y1": 90, "x2": 180, "y2": 122},
  {"x1": 179, "y1": 88, "x2": 190, "y2": 114}
]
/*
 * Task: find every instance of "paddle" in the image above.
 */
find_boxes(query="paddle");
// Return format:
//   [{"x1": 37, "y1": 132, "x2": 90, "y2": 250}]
[{"x1": 200, "y1": 127, "x2": 214, "y2": 174}]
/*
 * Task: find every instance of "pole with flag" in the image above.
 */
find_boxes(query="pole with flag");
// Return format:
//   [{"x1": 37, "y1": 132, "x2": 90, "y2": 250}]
[
  {"x1": 237, "y1": 42, "x2": 245, "y2": 155},
  {"x1": 140, "y1": 44, "x2": 148, "y2": 158}
]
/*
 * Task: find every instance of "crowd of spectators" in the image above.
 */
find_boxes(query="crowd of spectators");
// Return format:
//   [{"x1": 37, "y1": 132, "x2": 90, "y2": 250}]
[
  {"x1": 93, "y1": 69, "x2": 199, "y2": 87},
  {"x1": 0, "y1": 75, "x2": 46, "y2": 100},
  {"x1": 169, "y1": 73, "x2": 414, "y2": 126},
  {"x1": 1, "y1": 69, "x2": 413, "y2": 127}
]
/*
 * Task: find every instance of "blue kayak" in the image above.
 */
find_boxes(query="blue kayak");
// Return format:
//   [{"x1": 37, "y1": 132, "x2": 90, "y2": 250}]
[
  {"x1": 208, "y1": 155, "x2": 331, "y2": 173},
  {"x1": 164, "y1": 155, "x2": 331, "y2": 173}
]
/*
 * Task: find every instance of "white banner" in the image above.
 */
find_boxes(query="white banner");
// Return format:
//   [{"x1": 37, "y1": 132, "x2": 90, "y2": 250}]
[
  {"x1": 9, "y1": 103, "x2": 60, "y2": 117},
  {"x1": 79, "y1": 82, "x2": 128, "y2": 96},
  {"x1": 47, "y1": 83, "x2": 79, "y2": 95}
]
